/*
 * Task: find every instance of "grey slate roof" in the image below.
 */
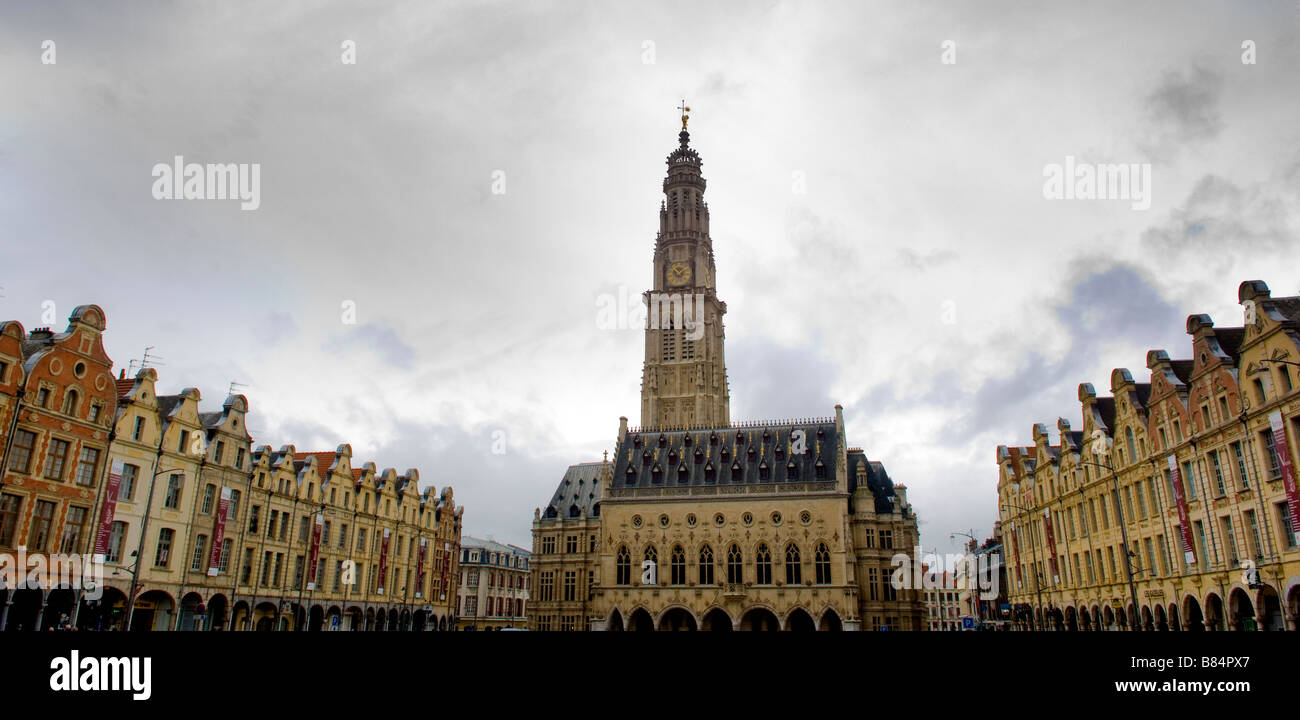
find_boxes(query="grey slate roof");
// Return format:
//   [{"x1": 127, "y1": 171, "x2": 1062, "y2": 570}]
[
  {"x1": 611, "y1": 421, "x2": 837, "y2": 490},
  {"x1": 847, "y1": 451, "x2": 900, "y2": 513},
  {"x1": 543, "y1": 462, "x2": 604, "y2": 520}
]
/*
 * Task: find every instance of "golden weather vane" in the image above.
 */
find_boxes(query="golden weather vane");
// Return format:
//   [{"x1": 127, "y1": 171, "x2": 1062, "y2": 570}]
[{"x1": 678, "y1": 99, "x2": 691, "y2": 131}]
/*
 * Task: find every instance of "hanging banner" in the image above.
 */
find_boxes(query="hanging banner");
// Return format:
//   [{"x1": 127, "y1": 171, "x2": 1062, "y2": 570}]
[
  {"x1": 415, "y1": 538, "x2": 428, "y2": 598},
  {"x1": 93, "y1": 459, "x2": 124, "y2": 557},
  {"x1": 377, "y1": 528, "x2": 390, "y2": 595},
  {"x1": 1269, "y1": 412, "x2": 1300, "y2": 538},
  {"x1": 1168, "y1": 455, "x2": 1197, "y2": 564},
  {"x1": 440, "y1": 541, "x2": 451, "y2": 600},
  {"x1": 1009, "y1": 521, "x2": 1023, "y2": 589},
  {"x1": 306, "y1": 513, "x2": 323, "y2": 590},
  {"x1": 206, "y1": 487, "x2": 232, "y2": 576},
  {"x1": 1042, "y1": 508, "x2": 1059, "y2": 584}
]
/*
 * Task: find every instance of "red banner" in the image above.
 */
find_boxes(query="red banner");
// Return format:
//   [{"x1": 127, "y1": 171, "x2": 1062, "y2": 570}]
[
  {"x1": 415, "y1": 538, "x2": 428, "y2": 597},
  {"x1": 377, "y1": 528, "x2": 390, "y2": 595},
  {"x1": 1010, "y1": 522, "x2": 1023, "y2": 588},
  {"x1": 206, "y1": 487, "x2": 231, "y2": 576},
  {"x1": 1168, "y1": 455, "x2": 1196, "y2": 565},
  {"x1": 1269, "y1": 411, "x2": 1300, "y2": 536},
  {"x1": 440, "y1": 542, "x2": 450, "y2": 601},
  {"x1": 306, "y1": 513, "x2": 323, "y2": 590},
  {"x1": 1042, "y1": 508, "x2": 1059, "y2": 584},
  {"x1": 93, "y1": 460, "x2": 124, "y2": 557}
]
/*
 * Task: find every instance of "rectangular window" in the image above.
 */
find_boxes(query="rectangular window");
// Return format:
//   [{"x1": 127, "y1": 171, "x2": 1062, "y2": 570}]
[
  {"x1": 880, "y1": 529, "x2": 893, "y2": 549},
  {"x1": 1144, "y1": 537, "x2": 1156, "y2": 577},
  {"x1": 540, "y1": 570, "x2": 554, "y2": 601},
  {"x1": 1277, "y1": 502, "x2": 1298, "y2": 548},
  {"x1": 0, "y1": 493, "x2": 22, "y2": 546},
  {"x1": 260, "y1": 551, "x2": 272, "y2": 585},
  {"x1": 30, "y1": 500, "x2": 57, "y2": 551},
  {"x1": 273, "y1": 553, "x2": 284, "y2": 587},
  {"x1": 339, "y1": 523, "x2": 348, "y2": 549},
  {"x1": 219, "y1": 539, "x2": 232, "y2": 573},
  {"x1": 1194, "y1": 521, "x2": 1208, "y2": 571},
  {"x1": 73, "y1": 446, "x2": 100, "y2": 486},
  {"x1": 868, "y1": 567, "x2": 879, "y2": 601},
  {"x1": 299, "y1": 515, "x2": 310, "y2": 543},
  {"x1": 235, "y1": 447, "x2": 246, "y2": 470},
  {"x1": 8, "y1": 429, "x2": 37, "y2": 473},
  {"x1": 106, "y1": 521, "x2": 127, "y2": 563},
  {"x1": 1210, "y1": 451, "x2": 1226, "y2": 496},
  {"x1": 240, "y1": 548, "x2": 254, "y2": 584},
  {"x1": 214, "y1": 441, "x2": 225, "y2": 464},
  {"x1": 201, "y1": 484, "x2": 216, "y2": 514},
  {"x1": 293, "y1": 555, "x2": 304, "y2": 590},
  {"x1": 357, "y1": 527, "x2": 366, "y2": 552},
  {"x1": 59, "y1": 505, "x2": 89, "y2": 553},
  {"x1": 564, "y1": 570, "x2": 576, "y2": 601},
  {"x1": 1182, "y1": 462, "x2": 1197, "y2": 500},
  {"x1": 1262, "y1": 431, "x2": 1283, "y2": 480},
  {"x1": 43, "y1": 438, "x2": 71, "y2": 480},
  {"x1": 1220, "y1": 516, "x2": 1238, "y2": 566},
  {"x1": 133, "y1": 417, "x2": 145, "y2": 441},
  {"x1": 191, "y1": 534, "x2": 208, "y2": 571},
  {"x1": 155, "y1": 527, "x2": 174, "y2": 566},
  {"x1": 178, "y1": 430, "x2": 189, "y2": 454},
  {"x1": 1157, "y1": 534, "x2": 1169, "y2": 576},
  {"x1": 248, "y1": 505, "x2": 261, "y2": 534},
  {"x1": 117, "y1": 463, "x2": 139, "y2": 501},
  {"x1": 163, "y1": 474, "x2": 183, "y2": 509},
  {"x1": 1232, "y1": 441, "x2": 1249, "y2": 490},
  {"x1": 1244, "y1": 509, "x2": 1262, "y2": 559}
]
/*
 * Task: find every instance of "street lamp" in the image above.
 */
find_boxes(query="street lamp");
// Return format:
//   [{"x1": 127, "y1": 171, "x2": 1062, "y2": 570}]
[
  {"x1": 125, "y1": 467, "x2": 186, "y2": 631},
  {"x1": 950, "y1": 529, "x2": 982, "y2": 627},
  {"x1": 1000, "y1": 501, "x2": 1046, "y2": 631}
]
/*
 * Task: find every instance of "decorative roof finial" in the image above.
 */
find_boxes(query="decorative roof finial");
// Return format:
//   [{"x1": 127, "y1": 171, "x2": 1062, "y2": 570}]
[{"x1": 678, "y1": 99, "x2": 691, "y2": 131}]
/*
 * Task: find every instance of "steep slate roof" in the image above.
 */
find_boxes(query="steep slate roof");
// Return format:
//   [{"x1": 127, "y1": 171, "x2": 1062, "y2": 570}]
[
  {"x1": 848, "y1": 450, "x2": 900, "y2": 513},
  {"x1": 611, "y1": 420, "x2": 838, "y2": 490},
  {"x1": 544, "y1": 462, "x2": 604, "y2": 519},
  {"x1": 1094, "y1": 396, "x2": 1116, "y2": 432}
]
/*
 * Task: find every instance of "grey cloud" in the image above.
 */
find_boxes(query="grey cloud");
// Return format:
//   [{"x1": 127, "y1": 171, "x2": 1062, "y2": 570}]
[
  {"x1": 1140, "y1": 65, "x2": 1224, "y2": 160},
  {"x1": 323, "y1": 322, "x2": 417, "y2": 370},
  {"x1": 1141, "y1": 173, "x2": 1296, "y2": 260}
]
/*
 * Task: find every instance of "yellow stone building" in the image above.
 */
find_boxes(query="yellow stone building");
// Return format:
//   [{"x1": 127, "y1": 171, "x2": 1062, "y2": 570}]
[
  {"x1": 997, "y1": 280, "x2": 1300, "y2": 631},
  {"x1": 530, "y1": 117, "x2": 924, "y2": 631}
]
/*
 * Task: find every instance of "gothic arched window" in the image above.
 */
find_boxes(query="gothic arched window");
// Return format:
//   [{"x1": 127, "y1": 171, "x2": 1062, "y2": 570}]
[
  {"x1": 755, "y1": 544, "x2": 772, "y2": 584},
  {"x1": 670, "y1": 545, "x2": 686, "y2": 585},
  {"x1": 815, "y1": 543, "x2": 831, "y2": 584},
  {"x1": 616, "y1": 546, "x2": 631, "y2": 585},
  {"x1": 785, "y1": 543, "x2": 802, "y2": 585},
  {"x1": 726, "y1": 544, "x2": 743, "y2": 584},
  {"x1": 699, "y1": 545, "x2": 714, "y2": 585}
]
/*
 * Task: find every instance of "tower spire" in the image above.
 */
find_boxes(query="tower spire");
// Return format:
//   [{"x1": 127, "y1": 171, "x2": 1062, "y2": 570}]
[{"x1": 678, "y1": 99, "x2": 691, "y2": 147}]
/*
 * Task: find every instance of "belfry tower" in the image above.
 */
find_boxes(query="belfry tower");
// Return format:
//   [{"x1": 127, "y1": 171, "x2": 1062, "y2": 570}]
[{"x1": 640, "y1": 103, "x2": 730, "y2": 429}]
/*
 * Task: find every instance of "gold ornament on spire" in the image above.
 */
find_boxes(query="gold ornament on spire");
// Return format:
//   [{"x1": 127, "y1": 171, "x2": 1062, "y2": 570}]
[{"x1": 678, "y1": 99, "x2": 691, "y2": 131}]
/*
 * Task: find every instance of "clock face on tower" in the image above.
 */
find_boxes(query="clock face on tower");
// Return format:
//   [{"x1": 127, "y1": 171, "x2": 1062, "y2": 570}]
[{"x1": 667, "y1": 261, "x2": 691, "y2": 287}]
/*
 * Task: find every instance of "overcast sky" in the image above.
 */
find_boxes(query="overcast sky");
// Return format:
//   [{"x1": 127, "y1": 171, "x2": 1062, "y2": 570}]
[{"x1": 2, "y1": 1, "x2": 1298, "y2": 552}]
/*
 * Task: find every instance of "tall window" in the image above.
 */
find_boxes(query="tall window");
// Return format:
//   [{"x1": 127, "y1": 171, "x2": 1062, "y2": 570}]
[
  {"x1": 726, "y1": 544, "x2": 743, "y2": 584},
  {"x1": 106, "y1": 521, "x2": 127, "y2": 563},
  {"x1": 155, "y1": 527, "x2": 175, "y2": 566},
  {"x1": 219, "y1": 539, "x2": 233, "y2": 574},
  {"x1": 1262, "y1": 431, "x2": 1283, "y2": 480},
  {"x1": 201, "y1": 484, "x2": 216, "y2": 514},
  {"x1": 248, "y1": 505, "x2": 260, "y2": 534},
  {"x1": 670, "y1": 545, "x2": 686, "y2": 585},
  {"x1": 191, "y1": 535, "x2": 208, "y2": 571},
  {"x1": 62, "y1": 389, "x2": 79, "y2": 415},
  {"x1": 563, "y1": 570, "x2": 577, "y2": 601},
  {"x1": 699, "y1": 545, "x2": 715, "y2": 584},
  {"x1": 163, "y1": 473, "x2": 183, "y2": 509},
  {"x1": 785, "y1": 543, "x2": 801, "y2": 585},
  {"x1": 118, "y1": 463, "x2": 139, "y2": 501},
  {"x1": 59, "y1": 506, "x2": 88, "y2": 553},
  {"x1": 754, "y1": 543, "x2": 772, "y2": 584},
  {"x1": 0, "y1": 494, "x2": 22, "y2": 546},
  {"x1": 815, "y1": 543, "x2": 832, "y2": 584},
  {"x1": 43, "y1": 438, "x2": 71, "y2": 480},
  {"x1": 1210, "y1": 451, "x2": 1226, "y2": 496},
  {"x1": 1232, "y1": 441, "x2": 1249, "y2": 489},
  {"x1": 616, "y1": 546, "x2": 631, "y2": 585},
  {"x1": 31, "y1": 500, "x2": 57, "y2": 551},
  {"x1": 7, "y1": 430, "x2": 36, "y2": 473},
  {"x1": 539, "y1": 570, "x2": 554, "y2": 600}
]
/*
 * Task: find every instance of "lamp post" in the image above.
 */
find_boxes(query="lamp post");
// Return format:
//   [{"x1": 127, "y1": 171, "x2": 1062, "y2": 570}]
[
  {"x1": 125, "y1": 467, "x2": 185, "y2": 631},
  {"x1": 951, "y1": 529, "x2": 981, "y2": 627},
  {"x1": 1000, "y1": 501, "x2": 1045, "y2": 630}
]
